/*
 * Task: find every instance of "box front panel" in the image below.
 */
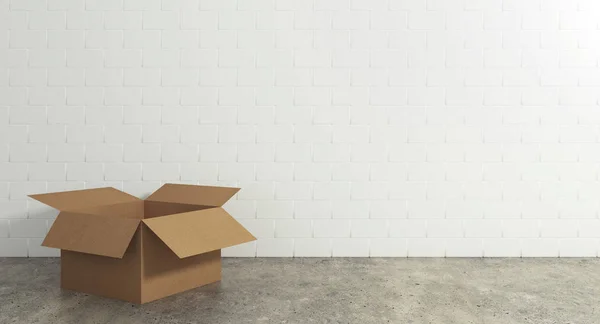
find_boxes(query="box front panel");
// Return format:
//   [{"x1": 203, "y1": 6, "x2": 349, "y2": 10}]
[
  {"x1": 61, "y1": 227, "x2": 142, "y2": 303},
  {"x1": 140, "y1": 225, "x2": 221, "y2": 303}
]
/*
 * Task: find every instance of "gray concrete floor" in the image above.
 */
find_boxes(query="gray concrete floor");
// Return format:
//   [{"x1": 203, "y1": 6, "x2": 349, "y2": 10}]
[{"x1": 0, "y1": 258, "x2": 599, "y2": 324}]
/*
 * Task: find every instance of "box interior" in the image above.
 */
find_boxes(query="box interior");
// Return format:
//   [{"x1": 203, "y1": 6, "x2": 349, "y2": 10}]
[
  {"x1": 143, "y1": 201, "x2": 212, "y2": 219},
  {"x1": 75, "y1": 201, "x2": 212, "y2": 219}
]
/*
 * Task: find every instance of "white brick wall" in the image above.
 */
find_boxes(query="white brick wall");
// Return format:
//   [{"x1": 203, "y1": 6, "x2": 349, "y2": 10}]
[{"x1": 1, "y1": 0, "x2": 599, "y2": 257}]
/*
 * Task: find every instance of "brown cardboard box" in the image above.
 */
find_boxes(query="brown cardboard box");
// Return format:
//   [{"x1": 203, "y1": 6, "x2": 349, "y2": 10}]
[{"x1": 30, "y1": 183, "x2": 256, "y2": 304}]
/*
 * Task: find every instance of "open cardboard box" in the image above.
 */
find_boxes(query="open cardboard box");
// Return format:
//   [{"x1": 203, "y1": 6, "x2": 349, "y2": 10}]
[{"x1": 30, "y1": 183, "x2": 256, "y2": 304}]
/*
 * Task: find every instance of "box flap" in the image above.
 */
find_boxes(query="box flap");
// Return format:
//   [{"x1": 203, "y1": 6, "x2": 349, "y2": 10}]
[
  {"x1": 142, "y1": 208, "x2": 256, "y2": 258},
  {"x1": 42, "y1": 212, "x2": 141, "y2": 258},
  {"x1": 145, "y1": 183, "x2": 240, "y2": 207},
  {"x1": 30, "y1": 187, "x2": 141, "y2": 212}
]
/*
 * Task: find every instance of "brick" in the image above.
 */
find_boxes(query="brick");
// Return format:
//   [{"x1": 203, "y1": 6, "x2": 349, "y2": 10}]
[
  {"x1": 124, "y1": 31, "x2": 161, "y2": 49},
  {"x1": 9, "y1": 219, "x2": 47, "y2": 238},
  {"x1": 370, "y1": 238, "x2": 408, "y2": 257},
  {"x1": 314, "y1": 182, "x2": 350, "y2": 200},
  {"x1": 0, "y1": 125, "x2": 27, "y2": 144},
  {"x1": 105, "y1": 88, "x2": 142, "y2": 106},
  {"x1": 0, "y1": 219, "x2": 7, "y2": 237},
  {"x1": 0, "y1": 238, "x2": 28, "y2": 257},
  {"x1": 295, "y1": 201, "x2": 331, "y2": 219},
  {"x1": 218, "y1": 163, "x2": 254, "y2": 181},
  {"x1": 255, "y1": 163, "x2": 292, "y2": 181},
  {"x1": 86, "y1": 68, "x2": 123, "y2": 86},
  {"x1": 29, "y1": 87, "x2": 66, "y2": 106},
  {"x1": 164, "y1": 144, "x2": 199, "y2": 162},
  {"x1": 48, "y1": 68, "x2": 85, "y2": 86},
  {"x1": 390, "y1": 182, "x2": 427, "y2": 201},
  {"x1": 238, "y1": 182, "x2": 274, "y2": 200},
  {"x1": 521, "y1": 238, "x2": 559, "y2": 257},
  {"x1": 67, "y1": 11, "x2": 103, "y2": 30},
  {"x1": 482, "y1": 239, "x2": 520, "y2": 257},
  {"x1": 408, "y1": 12, "x2": 445, "y2": 30},
  {"x1": 370, "y1": 87, "x2": 407, "y2": 106},
  {"x1": 389, "y1": 219, "x2": 426, "y2": 238},
  {"x1": 219, "y1": 87, "x2": 256, "y2": 106},
  {"x1": 29, "y1": 126, "x2": 66, "y2": 143},
  {"x1": 332, "y1": 200, "x2": 369, "y2": 219},
  {"x1": 276, "y1": 144, "x2": 311, "y2": 162},
  {"x1": 65, "y1": 126, "x2": 102, "y2": 143},
  {"x1": 124, "y1": 69, "x2": 160, "y2": 87},
  {"x1": 180, "y1": 163, "x2": 217, "y2": 181},
  {"x1": 49, "y1": 31, "x2": 84, "y2": 49},
  {"x1": 484, "y1": 50, "x2": 521, "y2": 67},
  {"x1": 407, "y1": 238, "x2": 445, "y2": 257},
  {"x1": 275, "y1": 219, "x2": 311, "y2": 238},
  {"x1": 294, "y1": 238, "x2": 331, "y2": 257},
  {"x1": 84, "y1": 144, "x2": 121, "y2": 162},
  {"x1": 10, "y1": 68, "x2": 46, "y2": 87},
  {"x1": 351, "y1": 143, "x2": 387, "y2": 162},
  {"x1": 142, "y1": 163, "x2": 179, "y2": 181},
  {"x1": 275, "y1": 182, "x2": 312, "y2": 200},
  {"x1": 237, "y1": 219, "x2": 274, "y2": 239},
  {"x1": 162, "y1": 30, "x2": 199, "y2": 49},
  {"x1": 0, "y1": 88, "x2": 27, "y2": 106},
  {"x1": 48, "y1": 144, "x2": 85, "y2": 162},
  {"x1": 332, "y1": 163, "x2": 369, "y2": 181},
  {"x1": 143, "y1": 11, "x2": 178, "y2": 30},
  {"x1": 29, "y1": 163, "x2": 66, "y2": 181},
  {"x1": 446, "y1": 239, "x2": 483, "y2": 257},
  {"x1": 559, "y1": 239, "x2": 598, "y2": 257},
  {"x1": 10, "y1": 144, "x2": 46, "y2": 162},
  {"x1": 104, "y1": 12, "x2": 142, "y2": 30},
  {"x1": 238, "y1": 144, "x2": 275, "y2": 162},
  {"x1": 294, "y1": 88, "x2": 332, "y2": 106},
  {"x1": 67, "y1": 163, "x2": 103, "y2": 181},
  {"x1": 315, "y1": 30, "x2": 350, "y2": 49},
  {"x1": 295, "y1": 163, "x2": 331, "y2": 181},
  {"x1": 408, "y1": 200, "x2": 445, "y2": 219},
  {"x1": 124, "y1": 0, "x2": 160, "y2": 10},
  {"x1": 351, "y1": 219, "x2": 387, "y2": 238},
  {"x1": 540, "y1": 220, "x2": 578, "y2": 238},
  {"x1": 332, "y1": 238, "x2": 369, "y2": 257},
  {"x1": 370, "y1": 201, "x2": 407, "y2": 218},
  {"x1": 313, "y1": 220, "x2": 350, "y2": 238},
  {"x1": 351, "y1": 182, "x2": 390, "y2": 201},
  {"x1": 255, "y1": 200, "x2": 293, "y2": 219},
  {"x1": 237, "y1": 30, "x2": 274, "y2": 49},
  {"x1": 104, "y1": 163, "x2": 141, "y2": 181},
  {"x1": 199, "y1": 143, "x2": 236, "y2": 162},
  {"x1": 105, "y1": 125, "x2": 142, "y2": 143},
  {"x1": 10, "y1": 31, "x2": 46, "y2": 49}
]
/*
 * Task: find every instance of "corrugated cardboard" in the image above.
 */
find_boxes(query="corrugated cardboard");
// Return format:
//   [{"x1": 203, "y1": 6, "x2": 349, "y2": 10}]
[
  {"x1": 43, "y1": 211, "x2": 140, "y2": 258},
  {"x1": 30, "y1": 184, "x2": 255, "y2": 304},
  {"x1": 143, "y1": 208, "x2": 255, "y2": 258}
]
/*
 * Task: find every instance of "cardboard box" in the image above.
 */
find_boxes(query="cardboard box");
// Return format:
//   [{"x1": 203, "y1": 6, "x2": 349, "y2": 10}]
[{"x1": 30, "y1": 184, "x2": 256, "y2": 304}]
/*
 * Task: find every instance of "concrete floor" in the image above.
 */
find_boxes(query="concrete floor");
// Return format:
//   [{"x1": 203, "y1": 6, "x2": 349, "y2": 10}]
[{"x1": 0, "y1": 258, "x2": 599, "y2": 324}]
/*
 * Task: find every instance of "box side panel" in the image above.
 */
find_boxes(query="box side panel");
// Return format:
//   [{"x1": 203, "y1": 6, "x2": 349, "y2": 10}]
[
  {"x1": 143, "y1": 201, "x2": 211, "y2": 219},
  {"x1": 61, "y1": 227, "x2": 142, "y2": 304},
  {"x1": 140, "y1": 226, "x2": 221, "y2": 304}
]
